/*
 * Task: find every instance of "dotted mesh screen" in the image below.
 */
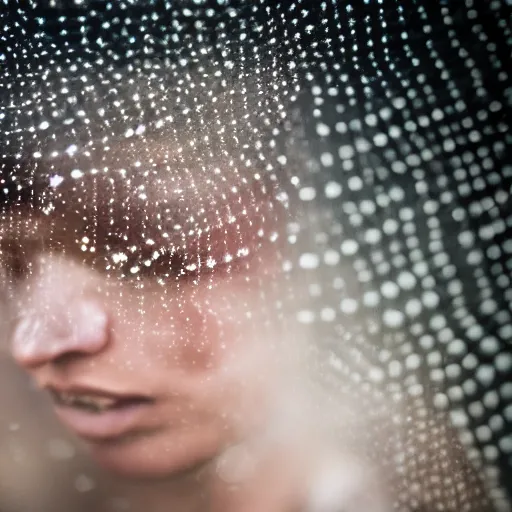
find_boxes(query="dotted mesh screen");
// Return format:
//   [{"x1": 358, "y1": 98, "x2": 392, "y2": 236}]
[{"x1": 0, "y1": 1, "x2": 511, "y2": 511}]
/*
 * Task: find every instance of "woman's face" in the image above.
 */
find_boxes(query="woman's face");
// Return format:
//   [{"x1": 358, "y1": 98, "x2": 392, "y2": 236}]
[{"x1": 1, "y1": 166, "x2": 290, "y2": 478}]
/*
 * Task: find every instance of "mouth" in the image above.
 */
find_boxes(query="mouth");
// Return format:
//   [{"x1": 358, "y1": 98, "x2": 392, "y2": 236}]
[
  {"x1": 48, "y1": 387, "x2": 155, "y2": 441},
  {"x1": 50, "y1": 389, "x2": 151, "y2": 413}
]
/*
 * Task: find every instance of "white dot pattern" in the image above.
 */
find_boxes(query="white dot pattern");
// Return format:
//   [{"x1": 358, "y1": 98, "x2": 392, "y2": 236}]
[{"x1": 0, "y1": 1, "x2": 511, "y2": 511}]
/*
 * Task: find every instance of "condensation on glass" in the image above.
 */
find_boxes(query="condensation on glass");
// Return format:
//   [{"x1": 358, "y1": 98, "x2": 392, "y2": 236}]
[{"x1": 0, "y1": 2, "x2": 511, "y2": 512}]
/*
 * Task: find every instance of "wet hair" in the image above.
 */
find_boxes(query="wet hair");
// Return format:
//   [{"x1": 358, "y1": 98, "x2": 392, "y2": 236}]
[
  {"x1": 0, "y1": 123, "x2": 296, "y2": 284},
  {"x1": 0, "y1": 52, "x2": 305, "y2": 286}
]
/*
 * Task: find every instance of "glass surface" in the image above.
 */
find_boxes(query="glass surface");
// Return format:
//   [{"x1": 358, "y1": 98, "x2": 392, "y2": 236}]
[{"x1": 0, "y1": 2, "x2": 510, "y2": 511}]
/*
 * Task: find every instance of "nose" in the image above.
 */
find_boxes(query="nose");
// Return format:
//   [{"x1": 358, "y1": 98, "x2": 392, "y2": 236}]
[
  {"x1": 12, "y1": 298, "x2": 110, "y2": 368},
  {"x1": 10, "y1": 259, "x2": 110, "y2": 369}
]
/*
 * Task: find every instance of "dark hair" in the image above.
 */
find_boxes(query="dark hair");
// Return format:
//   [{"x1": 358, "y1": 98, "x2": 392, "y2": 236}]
[{"x1": 0, "y1": 131, "x2": 294, "y2": 283}]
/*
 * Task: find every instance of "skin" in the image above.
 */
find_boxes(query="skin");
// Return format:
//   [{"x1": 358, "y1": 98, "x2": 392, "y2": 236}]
[
  {"x1": 0, "y1": 199, "x2": 392, "y2": 512},
  {"x1": 0, "y1": 140, "x2": 487, "y2": 511}
]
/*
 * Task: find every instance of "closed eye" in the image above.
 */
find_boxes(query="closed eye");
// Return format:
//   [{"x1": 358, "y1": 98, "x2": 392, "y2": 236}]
[
  {"x1": 97, "y1": 229, "x2": 257, "y2": 283},
  {"x1": 104, "y1": 246, "x2": 240, "y2": 282}
]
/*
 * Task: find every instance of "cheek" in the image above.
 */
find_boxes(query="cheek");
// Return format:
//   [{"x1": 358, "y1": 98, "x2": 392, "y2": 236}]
[
  {"x1": 174, "y1": 300, "x2": 224, "y2": 372},
  {"x1": 170, "y1": 286, "x2": 242, "y2": 373},
  {"x1": 108, "y1": 284, "x2": 246, "y2": 375},
  {"x1": 121, "y1": 260, "x2": 281, "y2": 375},
  {"x1": 175, "y1": 278, "x2": 267, "y2": 374}
]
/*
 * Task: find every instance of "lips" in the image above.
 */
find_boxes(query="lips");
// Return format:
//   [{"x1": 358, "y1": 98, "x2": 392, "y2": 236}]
[
  {"x1": 52, "y1": 391, "x2": 121, "y2": 412},
  {"x1": 50, "y1": 388, "x2": 150, "y2": 412},
  {"x1": 47, "y1": 385, "x2": 155, "y2": 441}
]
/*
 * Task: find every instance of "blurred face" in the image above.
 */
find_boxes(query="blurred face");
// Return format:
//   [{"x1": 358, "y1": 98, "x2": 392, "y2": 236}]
[{"x1": 0, "y1": 156, "x2": 291, "y2": 479}]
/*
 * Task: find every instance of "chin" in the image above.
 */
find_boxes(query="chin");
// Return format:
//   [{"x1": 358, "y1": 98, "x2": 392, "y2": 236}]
[{"x1": 86, "y1": 427, "x2": 223, "y2": 480}]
